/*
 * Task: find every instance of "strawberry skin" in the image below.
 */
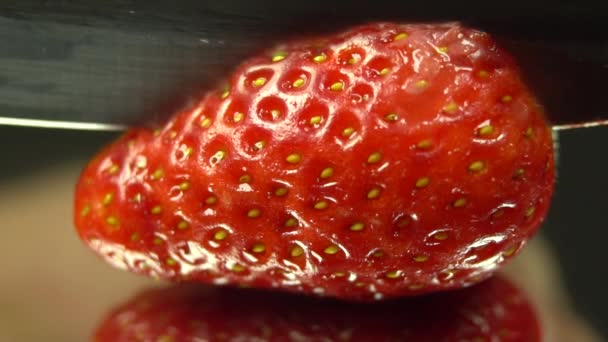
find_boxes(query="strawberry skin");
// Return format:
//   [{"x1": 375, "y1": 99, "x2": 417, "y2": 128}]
[
  {"x1": 94, "y1": 276, "x2": 541, "y2": 341},
  {"x1": 75, "y1": 22, "x2": 554, "y2": 300}
]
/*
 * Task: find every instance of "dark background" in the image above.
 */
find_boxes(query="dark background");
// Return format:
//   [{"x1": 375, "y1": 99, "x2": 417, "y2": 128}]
[{"x1": 1, "y1": 0, "x2": 607, "y2": 338}]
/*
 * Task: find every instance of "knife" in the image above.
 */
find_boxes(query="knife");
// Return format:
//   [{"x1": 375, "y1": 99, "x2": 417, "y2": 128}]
[{"x1": 1, "y1": 1, "x2": 606, "y2": 132}]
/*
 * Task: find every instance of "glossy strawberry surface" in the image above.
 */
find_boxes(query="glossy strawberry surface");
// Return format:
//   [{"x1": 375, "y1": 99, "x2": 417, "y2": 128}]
[
  {"x1": 94, "y1": 276, "x2": 541, "y2": 341},
  {"x1": 75, "y1": 22, "x2": 554, "y2": 300}
]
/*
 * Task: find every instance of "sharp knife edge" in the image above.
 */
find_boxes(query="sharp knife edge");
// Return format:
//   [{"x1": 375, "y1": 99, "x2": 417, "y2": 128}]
[
  {"x1": 2, "y1": 115, "x2": 607, "y2": 133},
  {"x1": 0, "y1": 116, "x2": 128, "y2": 131}
]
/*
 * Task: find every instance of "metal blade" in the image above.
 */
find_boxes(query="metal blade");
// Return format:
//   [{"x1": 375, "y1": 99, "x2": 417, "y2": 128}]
[
  {"x1": 499, "y1": 39, "x2": 608, "y2": 131},
  {"x1": 0, "y1": 1, "x2": 606, "y2": 131},
  {"x1": 0, "y1": 14, "x2": 258, "y2": 130}
]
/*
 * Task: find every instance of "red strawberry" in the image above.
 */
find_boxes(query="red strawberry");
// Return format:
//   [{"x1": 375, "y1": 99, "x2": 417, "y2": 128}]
[
  {"x1": 74, "y1": 22, "x2": 554, "y2": 300},
  {"x1": 94, "y1": 276, "x2": 541, "y2": 341}
]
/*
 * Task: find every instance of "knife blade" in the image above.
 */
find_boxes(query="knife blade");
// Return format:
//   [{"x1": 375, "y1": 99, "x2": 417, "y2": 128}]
[{"x1": 0, "y1": 1, "x2": 606, "y2": 131}]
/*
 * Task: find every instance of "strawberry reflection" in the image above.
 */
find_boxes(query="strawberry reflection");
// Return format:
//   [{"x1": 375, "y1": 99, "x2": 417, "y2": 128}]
[{"x1": 94, "y1": 275, "x2": 540, "y2": 341}]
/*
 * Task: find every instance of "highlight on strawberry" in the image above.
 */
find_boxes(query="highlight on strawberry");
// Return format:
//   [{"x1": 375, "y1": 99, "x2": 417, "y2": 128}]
[{"x1": 75, "y1": 22, "x2": 554, "y2": 300}]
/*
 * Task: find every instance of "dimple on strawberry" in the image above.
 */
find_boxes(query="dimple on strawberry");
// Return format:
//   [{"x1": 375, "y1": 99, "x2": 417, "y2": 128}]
[
  {"x1": 94, "y1": 276, "x2": 541, "y2": 341},
  {"x1": 74, "y1": 22, "x2": 554, "y2": 300}
]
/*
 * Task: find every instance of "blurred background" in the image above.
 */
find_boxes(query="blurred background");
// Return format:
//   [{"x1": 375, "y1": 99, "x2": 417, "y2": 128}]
[{"x1": 1, "y1": 1, "x2": 607, "y2": 341}]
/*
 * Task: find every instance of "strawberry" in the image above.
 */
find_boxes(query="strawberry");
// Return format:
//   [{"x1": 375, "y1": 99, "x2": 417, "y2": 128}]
[
  {"x1": 74, "y1": 22, "x2": 554, "y2": 300},
  {"x1": 94, "y1": 276, "x2": 541, "y2": 341}
]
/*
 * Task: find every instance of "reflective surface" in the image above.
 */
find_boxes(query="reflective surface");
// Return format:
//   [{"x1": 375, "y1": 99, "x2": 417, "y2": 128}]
[
  {"x1": 0, "y1": 152, "x2": 604, "y2": 341},
  {"x1": 94, "y1": 276, "x2": 540, "y2": 341}
]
